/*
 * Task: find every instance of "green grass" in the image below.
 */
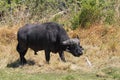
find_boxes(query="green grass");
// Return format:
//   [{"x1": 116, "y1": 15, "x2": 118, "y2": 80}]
[
  {"x1": 0, "y1": 69, "x2": 94, "y2": 80},
  {"x1": 0, "y1": 67, "x2": 120, "y2": 80},
  {"x1": 102, "y1": 67, "x2": 120, "y2": 80}
]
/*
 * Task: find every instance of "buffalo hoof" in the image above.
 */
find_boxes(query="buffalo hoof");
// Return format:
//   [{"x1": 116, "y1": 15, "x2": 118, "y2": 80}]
[
  {"x1": 46, "y1": 61, "x2": 50, "y2": 64},
  {"x1": 20, "y1": 59, "x2": 27, "y2": 65},
  {"x1": 20, "y1": 61, "x2": 27, "y2": 65},
  {"x1": 61, "y1": 59, "x2": 66, "y2": 62}
]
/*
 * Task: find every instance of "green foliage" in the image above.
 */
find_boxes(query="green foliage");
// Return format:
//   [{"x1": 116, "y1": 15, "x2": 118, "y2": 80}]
[
  {"x1": 104, "y1": 10, "x2": 115, "y2": 24},
  {"x1": 71, "y1": 13, "x2": 80, "y2": 30},
  {"x1": 71, "y1": 0, "x2": 101, "y2": 29},
  {"x1": 0, "y1": 0, "x2": 119, "y2": 28},
  {"x1": 102, "y1": 1, "x2": 115, "y2": 25},
  {"x1": 80, "y1": 0, "x2": 101, "y2": 27},
  {"x1": 71, "y1": 0, "x2": 116, "y2": 29}
]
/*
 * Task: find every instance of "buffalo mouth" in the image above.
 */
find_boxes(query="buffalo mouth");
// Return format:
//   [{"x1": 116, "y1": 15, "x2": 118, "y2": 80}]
[{"x1": 72, "y1": 52, "x2": 83, "y2": 57}]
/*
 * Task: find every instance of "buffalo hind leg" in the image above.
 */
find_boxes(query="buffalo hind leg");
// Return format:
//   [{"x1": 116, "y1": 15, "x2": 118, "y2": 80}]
[
  {"x1": 59, "y1": 51, "x2": 66, "y2": 62},
  {"x1": 16, "y1": 43, "x2": 28, "y2": 65},
  {"x1": 45, "y1": 50, "x2": 50, "y2": 64}
]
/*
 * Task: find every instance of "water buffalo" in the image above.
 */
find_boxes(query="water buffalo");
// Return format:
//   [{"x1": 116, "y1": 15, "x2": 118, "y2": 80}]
[{"x1": 16, "y1": 22, "x2": 83, "y2": 65}]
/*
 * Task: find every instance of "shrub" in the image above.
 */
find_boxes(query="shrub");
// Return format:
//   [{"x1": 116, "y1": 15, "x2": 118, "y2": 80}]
[
  {"x1": 71, "y1": 0, "x2": 101, "y2": 29},
  {"x1": 71, "y1": 0, "x2": 116, "y2": 29}
]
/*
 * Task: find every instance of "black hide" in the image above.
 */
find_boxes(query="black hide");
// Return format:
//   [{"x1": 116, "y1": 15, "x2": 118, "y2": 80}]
[{"x1": 16, "y1": 22, "x2": 83, "y2": 65}]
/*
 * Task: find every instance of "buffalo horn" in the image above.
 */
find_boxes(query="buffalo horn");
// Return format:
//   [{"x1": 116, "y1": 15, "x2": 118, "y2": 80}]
[{"x1": 62, "y1": 38, "x2": 79, "y2": 45}]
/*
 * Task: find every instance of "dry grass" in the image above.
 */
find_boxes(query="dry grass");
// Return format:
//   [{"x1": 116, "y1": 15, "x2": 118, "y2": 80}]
[{"x1": 0, "y1": 24, "x2": 120, "y2": 74}]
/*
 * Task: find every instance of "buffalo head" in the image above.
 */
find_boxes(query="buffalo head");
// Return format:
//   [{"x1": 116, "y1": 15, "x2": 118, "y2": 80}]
[{"x1": 62, "y1": 38, "x2": 83, "y2": 57}]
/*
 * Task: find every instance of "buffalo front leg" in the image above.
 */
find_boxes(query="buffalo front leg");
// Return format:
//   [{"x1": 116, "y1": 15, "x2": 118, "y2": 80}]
[
  {"x1": 45, "y1": 50, "x2": 50, "y2": 64},
  {"x1": 16, "y1": 43, "x2": 28, "y2": 65},
  {"x1": 59, "y1": 51, "x2": 66, "y2": 62}
]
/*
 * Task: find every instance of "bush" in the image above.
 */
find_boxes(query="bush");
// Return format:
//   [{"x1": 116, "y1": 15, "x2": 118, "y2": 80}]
[
  {"x1": 71, "y1": 0, "x2": 101, "y2": 29},
  {"x1": 71, "y1": 0, "x2": 116, "y2": 29}
]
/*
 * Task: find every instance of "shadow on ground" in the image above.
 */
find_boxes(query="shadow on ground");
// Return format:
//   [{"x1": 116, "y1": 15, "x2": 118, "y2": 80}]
[{"x1": 7, "y1": 59, "x2": 35, "y2": 68}]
